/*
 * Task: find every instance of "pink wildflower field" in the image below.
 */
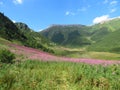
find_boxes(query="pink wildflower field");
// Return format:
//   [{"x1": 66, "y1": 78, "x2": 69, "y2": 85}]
[{"x1": 9, "y1": 44, "x2": 120, "y2": 65}]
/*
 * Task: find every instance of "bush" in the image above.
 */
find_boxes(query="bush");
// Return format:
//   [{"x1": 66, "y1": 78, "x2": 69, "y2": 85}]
[{"x1": 0, "y1": 49, "x2": 15, "y2": 63}]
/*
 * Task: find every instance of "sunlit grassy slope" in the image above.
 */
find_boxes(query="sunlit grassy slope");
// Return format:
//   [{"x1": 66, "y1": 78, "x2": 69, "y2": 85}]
[
  {"x1": 40, "y1": 18, "x2": 120, "y2": 54},
  {"x1": 88, "y1": 29, "x2": 120, "y2": 53}
]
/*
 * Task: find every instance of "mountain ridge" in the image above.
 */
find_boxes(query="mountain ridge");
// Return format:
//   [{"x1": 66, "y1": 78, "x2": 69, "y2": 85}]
[
  {"x1": 1, "y1": 12, "x2": 120, "y2": 53},
  {"x1": 0, "y1": 12, "x2": 54, "y2": 53},
  {"x1": 40, "y1": 18, "x2": 120, "y2": 53}
]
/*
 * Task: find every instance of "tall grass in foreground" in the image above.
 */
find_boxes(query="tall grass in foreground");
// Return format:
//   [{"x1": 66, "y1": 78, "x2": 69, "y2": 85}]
[{"x1": 0, "y1": 60, "x2": 120, "y2": 90}]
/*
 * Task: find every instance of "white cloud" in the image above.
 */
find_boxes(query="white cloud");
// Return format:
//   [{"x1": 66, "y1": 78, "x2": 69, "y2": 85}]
[
  {"x1": 109, "y1": 16, "x2": 120, "y2": 20},
  {"x1": 78, "y1": 7, "x2": 87, "y2": 12},
  {"x1": 13, "y1": 0, "x2": 23, "y2": 4},
  {"x1": 110, "y1": 0, "x2": 118, "y2": 5},
  {"x1": 65, "y1": 11, "x2": 70, "y2": 16},
  {"x1": 78, "y1": 5, "x2": 90, "y2": 12},
  {"x1": 93, "y1": 15, "x2": 110, "y2": 24},
  {"x1": 103, "y1": 0, "x2": 109, "y2": 4},
  {"x1": 110, "y1": 8, "x2": 117, "y2": 13},
  {"x1": 12, "y1": 20, "x2": 16, "y2": 23},
  {"x1": 65, "y1": 11, "x2": 75, "y2": 16},
  {"x1": 93, "y1": 15, "x2": 120, "y2": 24}
]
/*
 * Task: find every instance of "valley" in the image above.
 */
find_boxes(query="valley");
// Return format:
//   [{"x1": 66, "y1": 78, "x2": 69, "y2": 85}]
[{"x1": 0, "y1": 12, "x2": 120, "y2": 89}]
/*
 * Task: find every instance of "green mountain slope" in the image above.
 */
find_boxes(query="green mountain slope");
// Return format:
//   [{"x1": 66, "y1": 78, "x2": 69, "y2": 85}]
[
  {"x1": 91, "y1": 18, "x2": 120, "y2": 32},
  {"x1": 40, "y1": 25, "x2": 91, "y2": 46},
  {"x1": 90, "y1": 18, "x2": 120, "y2": 42},
  {"x1": 88, "y1": 29, "x2": 120, "y2": 53},
  {"x1": 15, "y1": 22, "x2": 54, "y2": 53},
  {"x1": 15, "y1": 22, "x2": 50, "y2": 46},
  {"x1": 0, "y1": 12, "x2": 26, "y2": 41},
  {"x1": 40, "y1": 18, "x2": 120, "y2": 53},
  {"x1": 87, "y1": 18, "x2": 120, "y2": 53},
  {"x1": 1, "y1": 12, "x2": 120, "y2": 53},
  {"x1": 0, "y1": 12, "x2": 53, "y2": 53}
]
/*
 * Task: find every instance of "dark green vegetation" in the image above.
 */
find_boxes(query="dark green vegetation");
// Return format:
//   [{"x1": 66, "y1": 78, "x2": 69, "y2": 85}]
[
  {"x1": 0, "y1": 13, "x2": 26, "y2": 41},
  {"x1": 0, "y1": 49, "x2": 15, "y2": 63},
  {"x1": 0, "y1": 60, "x2": 120, "y2": 90},
  {"x1": 0, "y1": 12, "x2": 53, "y2": 53},
  {"x1": 40, "y1": 19, "x2": 120, "y2": 53},
  {"x1": 40, "y1": 25, "x2": 91, "y2": 46},
  {"x1": 15, "y1": 22, "x2": 54, "y2": 53}
]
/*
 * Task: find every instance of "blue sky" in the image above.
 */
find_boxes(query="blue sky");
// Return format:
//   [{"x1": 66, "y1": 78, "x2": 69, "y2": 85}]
[{"x1": 0, "y1": 0, "x2": 120, "y2": 31}]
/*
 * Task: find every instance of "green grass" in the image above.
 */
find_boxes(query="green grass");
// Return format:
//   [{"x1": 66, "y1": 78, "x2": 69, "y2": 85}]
[
  {"x1": 0, "y1": 60, "x2": 120, "y2": 90},
  {"x1": 0, "y1": 38, "x2": 10, "y2": 50},
  {"x1": 88, "y1": 29, "x2": 120, "y2": 53},
  {"x1": 52, "y1": 46, "x2": 120, "y2": 60},
  {"x1": 1, "y1": 37, "x2": 120, "y2": 60}
]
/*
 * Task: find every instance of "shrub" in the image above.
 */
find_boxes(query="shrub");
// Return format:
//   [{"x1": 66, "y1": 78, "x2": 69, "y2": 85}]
[{"x1": 0, "y1": 49, "x2": 15, "y2": 63}]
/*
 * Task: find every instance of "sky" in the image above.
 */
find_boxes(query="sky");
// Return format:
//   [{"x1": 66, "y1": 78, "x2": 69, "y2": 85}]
[{"x1": 0, "y1": 0, "x2": 120, "y2": 31}]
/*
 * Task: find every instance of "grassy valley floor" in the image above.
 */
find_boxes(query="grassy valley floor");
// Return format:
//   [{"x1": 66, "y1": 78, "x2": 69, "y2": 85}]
[{"x1": 0, "y1": 38, "x2": 120, "y2": 90}]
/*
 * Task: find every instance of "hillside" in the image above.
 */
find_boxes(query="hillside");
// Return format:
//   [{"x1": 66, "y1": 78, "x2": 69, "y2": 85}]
[
  {"x1": 15, "y1": 22, "x2": 54, "y2": 53},
  {"x1": 88, "y1": 29, "x2": 120, "y2": 53},
  {"x1": 15, "y1": 23, "x2": 51, "y2": 47},
  {"x1": 87, "y1": 18, "x2": 120, "y2": 53},
  {"x1": 0, "y1": 12, "x2": 26, "y2": 41},
  {"x1": 0, "y1": 13, "x2": 53, "y2": 53},
  {"x1": 40, "y1": 18, "x2": 120, "y2": 53},
  {"x1": 1, "y1": 12, "x2": 120, "y2": 54},
  {"x1": 40, "y1": 25, "x2": 91, "y2": 46},
  {"x1": 41, "y1": 18, "x2": 120, "y2": 44},
  {"x1": 90, "y1": 18, "x2": 120, "y2": 42}
]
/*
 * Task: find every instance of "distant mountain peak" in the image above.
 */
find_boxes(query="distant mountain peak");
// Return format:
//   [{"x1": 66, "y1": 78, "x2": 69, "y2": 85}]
[{"x1": 49, "y1": 24, "x2": 86, "y2": 27}]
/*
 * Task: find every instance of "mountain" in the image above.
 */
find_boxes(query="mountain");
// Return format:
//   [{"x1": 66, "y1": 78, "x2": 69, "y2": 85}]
[
  {"x1": 15, "y1": 22, "x2": 51, "y2": 46},
  {"x1": 0, "y1": 12, "x2": 53, "y2": 53},
  {"x1": 88, "y1": 28, "x2": 120, "y2": 53},
  {"x1": 1, "y1": 12, "x2": 120, "y2": 53},
  {"x1": 0, "y1": 12, "x2": 26, "y2": 41},
  {"x1": 15, "y1": 22, "x2": 54, "y2": 53},
  {"x1": 90, "y1": 18, "x2": 120, "y2": 42},
  {"x1": 40, "y1": 24, "x2": 91, "y2": 46},
  {"x1": 87, "y1": 18, "x2": 120, "y2": 53},
  {"x1": 40, "y1": 18, "x2": 120, "y2": 53}
]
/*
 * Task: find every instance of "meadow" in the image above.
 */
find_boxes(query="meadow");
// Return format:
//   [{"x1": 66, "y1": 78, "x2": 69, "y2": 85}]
[
  {"x1": 1, "y1": 10, "x2": 120, "y2": 90},
  {"x1": 52, "y1": 46, "x2": 120, "y2": 60},
  {"x1": 0, "y1": 60, "x2": 120, "y2": 90},
  {"x1": 0, "y1": 37, "x2": 120, "y2": 90}
]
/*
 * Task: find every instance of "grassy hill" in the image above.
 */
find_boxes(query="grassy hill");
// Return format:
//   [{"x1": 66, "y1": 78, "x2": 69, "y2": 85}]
[
  {"x1": 40, "y1": 18, "x2": 120, "y2": 53},
  {"x1": 0, "y1": 12, "x2": 53, "y2": 53},
  {"x1": 0, "y1": 12, "x2": 26, "y2": 41},
  {"x1": 40, "y1": 25, "x2": 91, "y2": 46},
  {"x1": 88, "y1": 29, "x2": 120, "y2": 53},
  {"x1": 1, "y1": 12, "x2": 120, "y2": 54},
  {"x1": 15, "y1": 23, "x2": 51, "y2": 48},
  {"x1": 91, "y1": 18, "x2": 120, "y2": 32},
  {"x1": 87, "y1": 18, "x2": 120, "y2": 53},
  {"x1": 90, "y1": 18, "x2": 120, "y2": 42}
]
